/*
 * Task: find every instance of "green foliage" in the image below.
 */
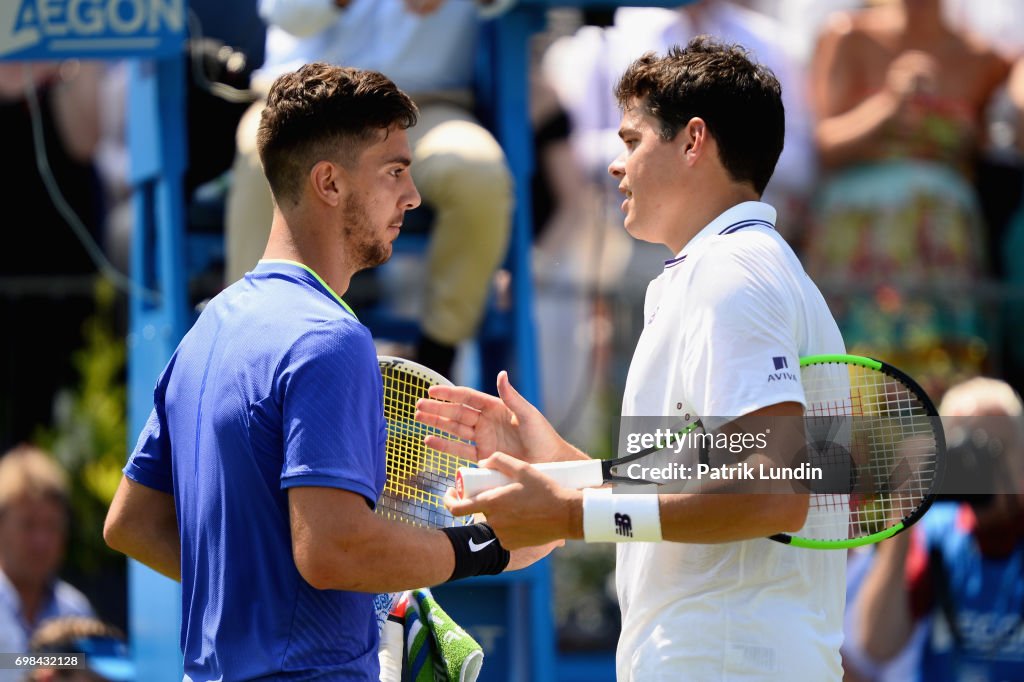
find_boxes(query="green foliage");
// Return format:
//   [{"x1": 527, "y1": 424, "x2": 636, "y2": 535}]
[{"x1": 37, "y1": 281, "x2": 127, "y2": 575}]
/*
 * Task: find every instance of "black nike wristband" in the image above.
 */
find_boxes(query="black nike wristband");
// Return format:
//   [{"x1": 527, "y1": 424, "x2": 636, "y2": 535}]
[{"x1": 441, "y1": 523, "x2": 511, "y2": 582}]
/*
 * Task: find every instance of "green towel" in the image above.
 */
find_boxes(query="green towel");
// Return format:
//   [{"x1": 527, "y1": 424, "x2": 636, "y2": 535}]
[{"x1": 404, "y1": 588, "x2": 483, "y2": 682}]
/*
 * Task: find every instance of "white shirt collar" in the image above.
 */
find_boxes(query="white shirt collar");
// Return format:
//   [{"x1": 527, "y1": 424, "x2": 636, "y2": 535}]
[{"x1": 664, "y1": 201, "x2": 777, "y2": 268}]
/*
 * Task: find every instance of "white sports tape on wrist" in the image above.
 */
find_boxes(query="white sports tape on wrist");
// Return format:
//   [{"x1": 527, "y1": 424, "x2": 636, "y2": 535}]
[{"x1": 582, "y1": 488, "x2": 662, "y2": 542}]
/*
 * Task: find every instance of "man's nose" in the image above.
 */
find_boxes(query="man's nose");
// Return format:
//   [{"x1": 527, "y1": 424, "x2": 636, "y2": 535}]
[
  {"x1": 405, "y1": 180, "x2": 422, "y2": 210},
  {"x1": 608, "y1": 153, "x2": 625, "y2": 179}
]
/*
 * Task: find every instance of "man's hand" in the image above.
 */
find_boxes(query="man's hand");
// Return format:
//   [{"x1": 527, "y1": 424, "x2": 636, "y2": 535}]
[
  {"x1": 416, "y1": 371, "x2": 582, "y2": 464},
  {"x1": 444, "y1": 453, "x2": 583, "y2": 549},
  {"x1": 883, "y1": 50, "x2": 943, "y2": 136},
  {"x1": 885, "y1": 50, "x2": 939, "y2": 102}
]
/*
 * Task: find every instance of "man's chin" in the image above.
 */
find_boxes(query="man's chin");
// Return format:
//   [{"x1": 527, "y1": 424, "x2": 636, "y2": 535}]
[
  {"x1": 623, "y1": 218, "x2": 647, "y2": 241},
  {"x1": 352, "y1": 244, "x2": 393, "y2": 272},
  {"x1": 624, "y1": 218, "x2": 665, "y2": 246}
]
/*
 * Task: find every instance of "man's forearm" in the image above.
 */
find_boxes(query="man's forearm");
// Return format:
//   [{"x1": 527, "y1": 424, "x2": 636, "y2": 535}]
[
  {"x1": 111, "y1": 522, "x2": 181, "y2": 582},
  {"x1": 289, "y1": 487, "x2": 464, "y2": 592},
  {"x1": 856, "y1": 534, "x2": 914, "y2": 660},
  {"x1": 104, "y1": 477, "x2": 181, "y2": 581},
  {"x1": 528, "y1": 483, "x2": 806, "y2": 540},
  {"x1": 655, "y1": 406, "x2": 808, "y2": 543},
  {"x1": 297, "y1": 516, "x2": 456, "y2": 592},
  {"x1": 657, "y1": 492, "x2": 807, "y2": 543}
]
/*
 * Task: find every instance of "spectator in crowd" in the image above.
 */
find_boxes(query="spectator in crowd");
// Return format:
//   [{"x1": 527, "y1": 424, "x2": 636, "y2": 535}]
[
  {"x1": 0, "y1": 447, "x2": 93, "y2": 682},
  {"x1": 25, "y1": 616, "x2": 134, "y2": 682},
  {"x1": 528, "y1": 62, "x2": 622, "y2": 439},
  {"x1": 0, "y1": 63, "x2": 104, "y2": 451},
  {"x1": 806, "y1": 0, "x2": 1010, "y2": 394},
  {"x1": 853, "y1": 377, "x2": 1024, "y2": 680},
  {"x1": 225, "y1": 0, "x2": 512, "y2": 378}
]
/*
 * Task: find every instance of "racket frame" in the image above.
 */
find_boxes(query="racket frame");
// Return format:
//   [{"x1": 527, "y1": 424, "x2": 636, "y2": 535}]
[
  {"x1": 378, "y1": 355, "x2": 473, "y2": 529},
  {"x1": 769, "y1": 354, "x2": 945, "y2": 549}
]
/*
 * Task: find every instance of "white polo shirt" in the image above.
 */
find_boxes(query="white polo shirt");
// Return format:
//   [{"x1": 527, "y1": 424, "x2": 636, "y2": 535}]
[{"x1": 616, "y1": 201, "x2": 847, "y2": 681}]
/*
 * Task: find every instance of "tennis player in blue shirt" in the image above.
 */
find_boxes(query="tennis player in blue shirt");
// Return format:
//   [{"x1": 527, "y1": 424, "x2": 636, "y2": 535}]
[{"x1": 103, "y1": 63, "x2": 539, "y2": 681}]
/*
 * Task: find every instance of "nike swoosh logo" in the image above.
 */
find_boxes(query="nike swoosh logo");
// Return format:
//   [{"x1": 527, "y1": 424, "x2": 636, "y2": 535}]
[{"x1": 468, "y1": 538, "x2": 496, "y2": 552}]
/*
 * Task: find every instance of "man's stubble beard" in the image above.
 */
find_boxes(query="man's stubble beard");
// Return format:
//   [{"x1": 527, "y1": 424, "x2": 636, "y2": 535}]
[{"x1": 341, "y1": 192, "x2": 391, "y2": 271}]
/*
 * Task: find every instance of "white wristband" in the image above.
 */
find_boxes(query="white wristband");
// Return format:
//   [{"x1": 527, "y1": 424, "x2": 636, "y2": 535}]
[{"x1": 582, "y1": 488, "x2": 662, "y2": 542}]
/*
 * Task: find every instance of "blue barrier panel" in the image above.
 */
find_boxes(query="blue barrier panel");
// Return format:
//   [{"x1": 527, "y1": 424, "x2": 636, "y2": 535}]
[{"x1": 125, "y1": 54, "x2": 188, "y2": 680}]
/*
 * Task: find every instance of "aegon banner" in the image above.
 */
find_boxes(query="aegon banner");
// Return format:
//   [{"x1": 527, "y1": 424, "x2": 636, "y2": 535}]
[{"x1": 0, "y1": 0, "x2": 185, "y2": 60}]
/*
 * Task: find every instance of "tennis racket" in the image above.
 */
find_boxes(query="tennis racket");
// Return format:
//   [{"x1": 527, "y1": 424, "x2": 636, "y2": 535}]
[
  {"x1": 373, "y1": 356, "x2": 474, "y2": 633},
  {"x1": 376, "y1": 355, "x2": 474, "y2": 529},
  {"x1": 456, "y1": 354, "x2": 945, "y2": 549}
]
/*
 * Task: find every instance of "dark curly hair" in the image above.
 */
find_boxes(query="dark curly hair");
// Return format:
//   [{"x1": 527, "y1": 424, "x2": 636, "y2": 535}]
[
  {"x1": 615, "y1": 36, "x2": 784, "y2": 195},
  {"x1": 257, "y1": 63, "x2": 418, "y2": 206}
]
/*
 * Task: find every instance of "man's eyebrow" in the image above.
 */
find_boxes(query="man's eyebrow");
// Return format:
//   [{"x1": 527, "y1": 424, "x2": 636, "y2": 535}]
[
  {"x1": 383, "y1": 155, "x2": 412, "y2": 166},
  {"x1": 618, "y1": 126, "x2": 639, "y2": 140}
]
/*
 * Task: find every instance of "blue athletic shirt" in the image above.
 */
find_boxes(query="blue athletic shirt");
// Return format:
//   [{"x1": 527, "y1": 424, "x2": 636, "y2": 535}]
[{"x1": 125, "y1": 260, "x2": 387, "y2": 681}]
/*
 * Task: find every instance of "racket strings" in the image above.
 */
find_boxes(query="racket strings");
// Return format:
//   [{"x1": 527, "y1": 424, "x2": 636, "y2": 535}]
[
  {"x1": 378, "y1": 365, "x2": 471, "y2": 528},
  {"x1": 799, "y1": 362, "x2": 939, "y2": 541}
]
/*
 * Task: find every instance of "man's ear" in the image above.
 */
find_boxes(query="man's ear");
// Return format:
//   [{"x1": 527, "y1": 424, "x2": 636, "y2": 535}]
[
  {"x1": 309, "y1": 160, "x2": 343, "y2": 207},
  {"x1": 681, "y1": 117, "x2": 708, "y2": 164}
]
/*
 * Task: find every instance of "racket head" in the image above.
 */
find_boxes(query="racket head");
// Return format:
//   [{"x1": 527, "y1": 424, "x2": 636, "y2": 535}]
[
  {"x1": 376, "y1": 355, "x2": 473, "y2": 529},
  {"x1": 771, "y1": 354, "x2": 945, "y2": 549}
]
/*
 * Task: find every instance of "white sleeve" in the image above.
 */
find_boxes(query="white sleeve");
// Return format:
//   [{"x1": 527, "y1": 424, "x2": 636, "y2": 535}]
[
  {"x1": 259, "y1": 0, "x2": 342, "y2": 38},
  {"x1": 680, "y1": 238, "x2": 806, "y2": 417}
]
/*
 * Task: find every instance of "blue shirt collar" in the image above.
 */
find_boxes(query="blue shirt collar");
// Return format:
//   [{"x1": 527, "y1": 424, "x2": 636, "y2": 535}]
[{"x1": 251, "y1": 260, "x2": 358, "y2": 320}]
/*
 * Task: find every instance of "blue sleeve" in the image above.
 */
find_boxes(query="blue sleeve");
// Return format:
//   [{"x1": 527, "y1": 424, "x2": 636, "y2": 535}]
[
  {"x1": 277, "y1": 319, "x2": 386, "y2": 506},
  {"x1": 124, "y1": 359, "x2": 175, "y2": 494}
]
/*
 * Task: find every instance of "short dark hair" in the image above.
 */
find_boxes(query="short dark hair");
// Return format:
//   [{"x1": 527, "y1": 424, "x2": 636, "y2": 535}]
[
  {"x1": 615, "y1": 36, "x2": 784, "y2": 195},
  {"x1": 257, "y1": 63, "x2": 418, "y2": 206}
]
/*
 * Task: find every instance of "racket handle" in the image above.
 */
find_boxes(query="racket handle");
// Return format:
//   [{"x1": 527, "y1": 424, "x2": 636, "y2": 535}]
[{"x1": 457, "y1": 460, "x2": 605, "y2": 498}]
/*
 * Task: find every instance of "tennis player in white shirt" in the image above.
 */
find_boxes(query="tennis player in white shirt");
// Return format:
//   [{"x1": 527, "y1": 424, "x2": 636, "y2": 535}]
[{"x1": 421, "y1": 37, "x2": 847, "y2": 680}]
